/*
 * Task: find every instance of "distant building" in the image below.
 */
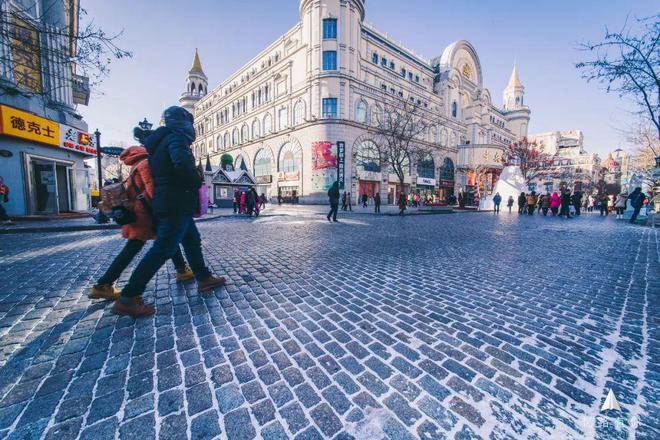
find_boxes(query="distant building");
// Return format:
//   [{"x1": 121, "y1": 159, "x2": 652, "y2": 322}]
[
  {"x1": 527, "y1": 130, "x2": 600, "y2": 193},
  {"x1": 0, "y1": 0, "x2": 93, "y2": 216},
  {"x1": 610, "y1": 148, "x2": 633, "y2": 189},
  {"x1": 181, "y1": 0, "x2": 530, "y2": 203}
]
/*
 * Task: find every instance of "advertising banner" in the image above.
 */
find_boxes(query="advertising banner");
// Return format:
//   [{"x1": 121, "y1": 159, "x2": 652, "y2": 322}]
[
  {"x1": 311, "y1": 141, "x2": 337, "y2": 192},
  {"x1": 60, "y1": 125, "x2": 97, "y2": 156}
]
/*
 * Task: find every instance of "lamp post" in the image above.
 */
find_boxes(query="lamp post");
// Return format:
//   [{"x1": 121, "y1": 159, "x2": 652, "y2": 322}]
[
  {"x1": 94, "y1": 128, "x2": 108, "y2": 223},
  {"x1": 139, "y1": 118, "x2": 153, "y2": 131}
]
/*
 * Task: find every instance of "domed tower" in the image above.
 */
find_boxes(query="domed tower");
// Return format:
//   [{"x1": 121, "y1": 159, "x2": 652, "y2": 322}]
[
  {"x1": 179, "y1": 49, "x2": 208, "y2": 114},
  {"x1": 502, "y1": 63, "x2": 531, "y2": 139}
]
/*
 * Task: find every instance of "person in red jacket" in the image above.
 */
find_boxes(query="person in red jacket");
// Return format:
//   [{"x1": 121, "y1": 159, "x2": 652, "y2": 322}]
[
  {"x1": 89, "y1": 146, "x2": 194, "y2": 300},
  {"x1": 0, "y1": 176, "x2": 13, "y2": 224}
]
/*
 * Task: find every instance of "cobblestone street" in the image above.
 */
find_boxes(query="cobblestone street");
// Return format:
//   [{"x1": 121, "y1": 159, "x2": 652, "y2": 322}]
[{"x1": 0, "y1": 208, "x2": 657, "y2": 440}]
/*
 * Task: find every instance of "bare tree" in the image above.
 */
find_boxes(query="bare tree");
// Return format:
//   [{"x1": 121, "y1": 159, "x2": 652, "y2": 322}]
[
  {"x1": 502, "y1": 137, "x2": 554, "y2": 184},
  {"x1": 362, "y1": 99, "x2": 432, "y2": 194},
  {"x1": 0, "y1": 2, "x2": 132, "y2": 101},
  {"x1": 629, "y1": 121, "x2": 660, "y2": 169},
  {"x1": 576, "y1": 15, "x2": 660, "y2": 139}
]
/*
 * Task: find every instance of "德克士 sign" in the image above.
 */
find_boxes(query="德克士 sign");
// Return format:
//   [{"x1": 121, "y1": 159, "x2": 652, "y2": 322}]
[
  {"x1": 0, "y1": 104, "x2": 59, "y2": 146},
  {"x1": 0, "y1": 104, "x2": 96, "y2": 156}
]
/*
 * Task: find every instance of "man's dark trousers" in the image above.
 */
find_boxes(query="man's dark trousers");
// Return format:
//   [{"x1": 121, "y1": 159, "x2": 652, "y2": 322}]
[
  {"x1": 121, "y1": 216, "x2": 210, "y2": 297},
  {"x1": 327, "y1": 203, "x2": 338, "y2": 221}
]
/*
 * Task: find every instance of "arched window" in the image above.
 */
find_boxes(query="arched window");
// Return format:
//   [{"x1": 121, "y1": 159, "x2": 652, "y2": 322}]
[
  {"x1": 451, "y1": 101, "x2": 457, "y2": 118},
  {"x1": 252, "y1": 119, "x2": 260, "y2": 139},
  {"x1": 223, "y1": 132, "x2": 230, "y2": 149},
  {"x1": 439, "y1": 158, "x2": 454, "y2": 180},
  {"x1": 356, "y1": 100, "x2": 368, "y2": 124},
  {"x1": 417, "y1": 155, "x2": 435, "y2": 179},
  {"x1": 241, "y1": 124, "x2": 249, "y2": 143},
  {"x1": 293, "y1": 100, "x2": 305, "y2": 126},
  {"x1": 263, "y1": 113, "x2": 272, "y2": 134},
  {"x1": 278, "y1": 142, "x2": 302, "y2": 173},
  {"x1": 254, "y1": 148, "x2": 273, "y2": 177},
  {"x1": 278, "y1": 107, "x2": 288, "y2": 130},
  {"x1": 216, "y1": 135, "x2": 222, "y2": 151},
  {"x1": 356, "y1": 140, "x2": 380, "y2": 173},
  {"x1": 235, "y1": 155, "x2": 248, "y2": 172},
  {"x1": 232, "y1": 128, "x2": 239, "y2": 146}
]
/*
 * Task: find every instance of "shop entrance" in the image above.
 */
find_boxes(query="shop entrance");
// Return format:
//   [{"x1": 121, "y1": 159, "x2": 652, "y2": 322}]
[
  {"x1": 358, "y1": 180, "x2": 379, "y2": 198},
  {"x1": 27, "y1": 157, "x2": 79, "y2": 215}
]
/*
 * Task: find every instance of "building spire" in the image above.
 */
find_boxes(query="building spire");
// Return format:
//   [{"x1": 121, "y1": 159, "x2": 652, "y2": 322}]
[
  {"x1": 506, "y1": 63, "x2": 522, "y2": 89},
  {"x1": 190, "y1": 48, "x2": 204, "y2": 74}
]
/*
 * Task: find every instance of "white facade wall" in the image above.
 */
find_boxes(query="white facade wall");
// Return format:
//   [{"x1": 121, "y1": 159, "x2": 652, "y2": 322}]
[{"x1": 186, "y1": 0, "x2": 529, "y2": 203}]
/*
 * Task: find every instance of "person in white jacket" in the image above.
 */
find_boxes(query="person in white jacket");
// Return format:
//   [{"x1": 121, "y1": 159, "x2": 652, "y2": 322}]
[{"x1": 614, "y1": 193, "x2": 628, "y2": 219}]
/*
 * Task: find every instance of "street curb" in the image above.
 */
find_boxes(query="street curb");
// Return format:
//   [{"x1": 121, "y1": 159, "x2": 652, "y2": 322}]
[{"x1": 0, "y1": 213, "x2": 233, "y2": 235}]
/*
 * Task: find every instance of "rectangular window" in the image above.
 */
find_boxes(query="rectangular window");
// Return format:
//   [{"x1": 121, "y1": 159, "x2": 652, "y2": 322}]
[
  {"x1": 372, "y1": 53, "x2": 378, "y2": 64},
  {"x1": 381, "y1": 84, "x2": 387, "y2": 91},
  {"x1": 323, "y1": 18, "x2": 337, "y2": 39},
  {"x1": 322, "y1": 98, "x2": 337, "y2": 118},
  {"x1": 323, "y1": 51, "x2": 337, "y2": 70},
  {"x1": 400, "y1": 68, "x2": 406, "y2": 78},
  {"x1": 415, "y1": 75, "x2": 420, "y2": 83},
  {"x1": 408, "y1": 72, "x2": 413, "y2": 81},
  {"x1": 389, "y1": 61, "x2": 395, "y2": 70},
  {"x1": 381, "y1": 57, "x2": 387, "y2": 67}
]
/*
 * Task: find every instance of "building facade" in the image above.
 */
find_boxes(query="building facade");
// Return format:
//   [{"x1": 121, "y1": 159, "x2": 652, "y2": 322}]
[
  {"x1": 527, "y1": 130, "x2": 601, "y2": 193},
  {"x1": 184, "y1": 0, "x2": 530, "y2": 204},
  {"x1": 0, "y1": 0, "x2": 93, "y2": 216}
]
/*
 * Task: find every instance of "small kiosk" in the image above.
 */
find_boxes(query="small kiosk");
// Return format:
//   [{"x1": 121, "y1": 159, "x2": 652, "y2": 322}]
[{"x1": 211, "y1": 168, "x2": 256, "y2": 208}]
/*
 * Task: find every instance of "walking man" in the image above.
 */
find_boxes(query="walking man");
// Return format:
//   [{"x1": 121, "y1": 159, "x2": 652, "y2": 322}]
[
  {"x1": 112, "y1": 106, "x2": 225, "y2": 317},
  {"x1": 327, "y1": 181, "x2": 340, "y2": 222},
  {"x1": 628, "y1": 187, "x2": 646, "y2": 224},
  {"x1": 492, "y1": 192, "x2": 502, "y2": 214},
  {"x1": 374, "y1": 192, "x2": 381, "y2": 213}
]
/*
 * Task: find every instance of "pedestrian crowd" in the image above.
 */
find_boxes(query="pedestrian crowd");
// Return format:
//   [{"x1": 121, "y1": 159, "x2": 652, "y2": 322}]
[
  {"x1": 232, "y1": 188, "x2": 266, "y2": 217},
  {"x1": 489, "y1": 187, "x2": 649, "y2": 223}
]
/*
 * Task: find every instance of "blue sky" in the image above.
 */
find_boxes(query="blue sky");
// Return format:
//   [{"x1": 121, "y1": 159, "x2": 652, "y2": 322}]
[{"x1": 81, "y1": 0, "x2": 658, "y2": 156}]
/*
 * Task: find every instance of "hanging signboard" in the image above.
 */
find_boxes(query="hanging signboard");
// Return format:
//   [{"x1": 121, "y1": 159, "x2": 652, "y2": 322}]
[{"x1": 60, "y1": 125, "x2": 96, "y2": 156}]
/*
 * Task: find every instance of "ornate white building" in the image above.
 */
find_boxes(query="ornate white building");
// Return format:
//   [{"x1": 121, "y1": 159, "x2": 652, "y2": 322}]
[{"x1": 182, "y1": 0, "x2": 530, "y2": 204}]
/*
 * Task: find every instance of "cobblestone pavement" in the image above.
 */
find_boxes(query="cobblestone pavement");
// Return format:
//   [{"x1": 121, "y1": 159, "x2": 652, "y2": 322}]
[{"x1": 0, "y1": 210, "x2": 657, "y2": 440}]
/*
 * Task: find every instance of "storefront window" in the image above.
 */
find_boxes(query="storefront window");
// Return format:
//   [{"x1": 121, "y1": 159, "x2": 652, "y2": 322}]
[
  {"x1": 356, "y1": 141, "x2": 380, "y2": 172},
  {"x1": 439, "y1": 158, "x2": 454, "y2": 180},
  {"x1": 235, "y1": 155, "x2": 248, "y2": 172},
  {"x1": 417, "y1": 155, "x2": 435, "y2": 179},
  {"x1": 254, "y1": 148, "x2": 272, "y2": 177},
  {"x1": 279, "y1": 142, "x2": 302, "y2": 173}
]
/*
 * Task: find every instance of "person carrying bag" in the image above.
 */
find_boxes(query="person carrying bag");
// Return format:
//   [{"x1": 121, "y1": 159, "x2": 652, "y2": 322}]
[{"x1": 89, "y1": 146, "x2": 194, "y2": 300}]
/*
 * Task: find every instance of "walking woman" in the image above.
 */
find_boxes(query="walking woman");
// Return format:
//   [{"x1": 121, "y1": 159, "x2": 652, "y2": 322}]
[
  {"x1": 517, "y1": 192, "x2": 526, "y2": 214},
  {"x1": 398, "y1": 192, "x2": 407, "y2": 216},
  {"x1": 614, "y1": 193, "x2": 627, "y2": 219},
  {"x1": 550, "y1": 191, "x2": 560, "y2": 216},
  {"x1": 541, "y1": 192, "x2": 551, "y2": 216},
  {"x1": 507, "y1": 195, "x2": 514, "y2": 213},
  {"x1": 89, "y1": 146, "x2": 193, "y2": 300}
]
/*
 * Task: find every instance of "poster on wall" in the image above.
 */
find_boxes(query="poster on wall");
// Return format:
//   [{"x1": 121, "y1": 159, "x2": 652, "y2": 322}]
[{"x1": 311, "y1": 141, "x2": 337, "y2": 192}]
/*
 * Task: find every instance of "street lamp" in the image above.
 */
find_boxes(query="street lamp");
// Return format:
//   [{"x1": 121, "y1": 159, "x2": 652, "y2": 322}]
[
  {"x1": 138, "y1": 118, "x2": 153, "y2": 131},
  {"x1": 94, "y1": 128, "x2": 108, "y2": 224}
]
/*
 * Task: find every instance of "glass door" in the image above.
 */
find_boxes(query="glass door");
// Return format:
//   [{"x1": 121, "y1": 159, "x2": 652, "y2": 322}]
[
  {"x1": 30, "y1": 160, "x2": 57, "y2": 214},
  {"x1": 69, "y1": 168, "x2": 91, "y2": 211}
]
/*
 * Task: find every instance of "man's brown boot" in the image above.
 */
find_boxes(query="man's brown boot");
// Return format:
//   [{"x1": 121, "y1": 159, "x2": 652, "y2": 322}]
[
  {"x1": 89, "y1": 284, "x2": 120, "y2": 300},
  {"x1": 198, "y1": 275, "x2": 226, "y2": 293},
  {"x1": 176, "y1": 266, "x2": 195, "y2": 283},
  {"x1": 112, "y1": 296, "x2": 155, "y2": 317}
]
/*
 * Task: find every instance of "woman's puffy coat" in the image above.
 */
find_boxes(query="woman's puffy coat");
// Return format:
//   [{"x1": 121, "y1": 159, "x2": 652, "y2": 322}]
[
  {"x1": 120, "y1": 146, "x2": 156, "y2": 241},
  {"x1": 550, "y1": 192, "x2": 561, "y2": 209}
]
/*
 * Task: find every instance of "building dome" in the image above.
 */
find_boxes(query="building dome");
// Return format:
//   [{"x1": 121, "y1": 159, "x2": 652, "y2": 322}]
[{"x1": 300, "y1": 0, "x2": 365, "y2": 20}]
